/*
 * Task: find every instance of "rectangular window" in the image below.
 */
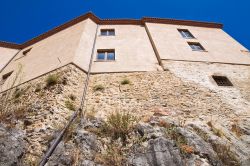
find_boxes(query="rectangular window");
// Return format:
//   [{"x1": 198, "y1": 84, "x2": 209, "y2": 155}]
[
  {"x1": 97, "y1": 50, "x2": 115, "y2": 61},
  {"x1": 188, "y1": 42, "x2": 205, "y2": 51},
  {"x1": 23, "y1": 48, "x2": 32, "y2": 55},
  {"x1": 178, "y1": 29, "x2": 194, "y2": 39},
  {"x1": 0, "y1": 71, "x2": 13, "y2": 86},
  {"x1": 100, "y1": 29, "x2": 115, "y2": 36},
  {"x1": 212, "y1": 76, "x2": 233, "y2": 86}
]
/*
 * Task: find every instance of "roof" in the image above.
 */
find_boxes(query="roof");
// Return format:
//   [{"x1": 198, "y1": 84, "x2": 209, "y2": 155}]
[{"x1": 0, "y1": 12, "x2": 223, "y2": 50}]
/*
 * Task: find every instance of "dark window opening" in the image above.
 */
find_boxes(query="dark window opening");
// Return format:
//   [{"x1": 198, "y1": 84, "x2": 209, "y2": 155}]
[
  {"x1": 212, "y1": 76, "x2": 233, "y2": 86},
  {"x1": 178, "y1": 29, "x2": 194, "y2": 39},
  {"x1": 23, "y1": 48, "x2": 32, "y2": 55},
  {"x1": 0, "y1": 71, "x2": 13, "y2": 86},
  {"x1": 97, "y1": 49, "x2": 115, "y2": 61},
  {"x1": 188, "y1": 42, "x2": 205, "y2": 51},
  {"x1": 101, "y1": 29, "x2": 115, "y2": 36}
]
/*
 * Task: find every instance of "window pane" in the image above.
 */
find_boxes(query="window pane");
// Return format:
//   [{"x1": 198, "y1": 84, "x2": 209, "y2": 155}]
[
  {"x1": 180, "y1": 31, "x2": 186, "y2": 38},
  {"x1": 184, "y1": 31, "x2": 192, "y2": 38},
  {"x1": 107, "y1": 52, "x2": 115, "y2": 60},
  {"x1": 101, "y1": 30, "x2": 108, "y2": 36},
  {"x1": 190, "y1": 44, "x2": 196, "y2": 50},
  {"x1": 189, "y1": 43, "x2": 204, "y2": 51},
  {"x1": 195, "y1": 45, "x2": 202, "y2": 50},
  {"x1": 179, "y1": 29, "x2": 194, "y2": 39},
  {"x1": 97, "y1": 52, "x2": 105, "y2": 60},
  {"x1": 108, "y1": 30, "x2": 115, "y2": 36}
]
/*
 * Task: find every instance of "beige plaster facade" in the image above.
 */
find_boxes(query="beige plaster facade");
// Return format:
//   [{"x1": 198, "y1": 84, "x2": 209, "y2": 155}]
[
  {"x1": 0, "y1": 47, "x2": 18, "y2": 71},
  {"x1": 146, "y1": 23, "x2": 250, "y2": 64},
  {"x1": 0, "y1": 13, "x2": 250, "y2": 92}
]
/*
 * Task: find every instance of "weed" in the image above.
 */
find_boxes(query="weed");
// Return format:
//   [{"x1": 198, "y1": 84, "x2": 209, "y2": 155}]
[
  {"x1": 35, "y1": 84, "x2": 42, "y2": 92},
  {"x1": 101, "y1": 111, "x2": 137, "y2": 143},
  {"x1": 231, "y1": 123, "x2": 242, "y2": 137},
  {"x1": 13, "y1": 88, "x2": 24, "y2": 98},
  {"x1": 69, "y1": 94, "x2": 76, "y2": 101},
  {"x1": 121, "y1": 78, "x2": 130, "y2": 85},
  {"x1": 65, "y1": 100, "x2": 76, "y2": 111},
  {"x1": 207, "y1": 121, "x2": 224, "y2": 137},
  {"x1": 95, "y1": 144, "x2": 124, "y2": 166},
  {"x1": 93, "y1": 84, "x2": 105, "y2": 92},
  {"x1": 45, "y1": 74, "x2": 60, "y2": 87}
]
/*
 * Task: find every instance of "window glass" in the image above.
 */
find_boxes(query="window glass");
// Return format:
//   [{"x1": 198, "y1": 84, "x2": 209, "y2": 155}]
[
  {"x1": 107, "y1": 52, "x2": 115, "y2": 60},
  {"x1": 97, "y1": 52, "x2": 105, "y2": 60},
  {"x1": 101, "y1": 29, "x2": 115, "y2": 36},
  {"x1": 108, "y1": 30, "x2": 115, "y2": 36},
  {"x1": 101, "y1": 30, "x2": 108, "y2": 36},
  {"x1": 179, "y1": 29, "x2": 194, "y2": 39},
  {"x1": 188, "y1": 43, "x2": 205, "y2": 51}
]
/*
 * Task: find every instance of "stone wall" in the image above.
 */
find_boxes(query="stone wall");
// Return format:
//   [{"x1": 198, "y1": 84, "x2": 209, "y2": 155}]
[
  {"x1": 0, "y1": 64, "x2": 86, "y2": 165},
  {"x1": 0, "y1": 63, "x2": 250, "y2": 165}
]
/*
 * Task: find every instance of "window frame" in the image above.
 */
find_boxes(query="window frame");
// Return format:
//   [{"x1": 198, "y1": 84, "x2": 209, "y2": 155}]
[
  {"x1": 96, "y1": 49, "x2": 115, "y2": 61},
  {"x1": 178, "y1": 29, "x2": 195, "y2": 39},
  {"x1": 100, "y1": 29, "x2": 115, "y2": 36},
  {"x1": 188, "y1": 42, "x2": 206, "y2": 51},
  {"x1": 0, "y1": 71, "x2": 13, "y2": 86},
  {"x1": 212, "y1": 75, "x2": 233, "y2": 87}
]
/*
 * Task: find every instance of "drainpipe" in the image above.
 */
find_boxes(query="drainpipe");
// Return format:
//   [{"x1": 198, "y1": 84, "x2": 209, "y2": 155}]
[
  {"x1": 39, "y1": 24, "x2": 99, "y2": 166},
  {"x1": 144, "y1": 22, "x2": 164, "y2": 70}
]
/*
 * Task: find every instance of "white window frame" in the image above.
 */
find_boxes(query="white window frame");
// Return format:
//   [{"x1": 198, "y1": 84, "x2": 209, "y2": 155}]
[
  {"x1": 96, "y1": 50, "x2": 115, "y2": 61},
  {"x1": 100, "y1": 29, "x2": 115, "y2": 36}
]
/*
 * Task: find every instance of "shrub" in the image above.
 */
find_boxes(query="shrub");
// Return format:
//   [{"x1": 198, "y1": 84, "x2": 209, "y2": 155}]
[
  {"x1": 69, "y1": 94, "x2": 76, "y2": 101},
  {"x1": 35, "y1": 84, "x2": 42, "y2": 92},
  {"x1": 65, "y1": 100, "x2": 76, "y2": 111},
  {"x1": 120, "y1": 78, "x2": 130, "y2": 85},
  {"x1": 45, "y1": 74, "x2": 59, "y2": 87},
  {"x1": 14, "y1": 88, "x2": 24, "y2": 99},
  {"x1": 93, "y1": 84, "x2": 105, "y2": 92},
  {"x1": 102, "y1": 111, "x2": 137, "y2": 143}
]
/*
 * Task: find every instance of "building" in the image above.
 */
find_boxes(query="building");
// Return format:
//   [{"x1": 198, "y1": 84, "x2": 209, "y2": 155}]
[
  {"x1": 0, "y1": 12, "x2": 250, "y2": 165},
  {"x1": 1, "y1": 12, "x2": 250, "y2": 91}
]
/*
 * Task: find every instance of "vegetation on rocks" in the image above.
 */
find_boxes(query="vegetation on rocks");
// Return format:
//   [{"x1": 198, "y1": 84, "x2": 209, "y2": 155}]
[
  {"x1": 45, "y1": 74, "x2": 60, "y2": 87},
  {"x1": 65, "y1": 100, "x2": 76, "y2": 111},
  {"x1": 121, "y1": 78, "x2": 131, "y2": 85},
  {"x1": 93, "y1": 84, "x2": 105, "y2": 91}
]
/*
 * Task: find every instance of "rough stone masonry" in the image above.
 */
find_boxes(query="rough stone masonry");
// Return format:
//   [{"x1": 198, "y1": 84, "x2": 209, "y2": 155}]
[{"x1": 0, "y1": 63, "x2": 250, "y2": 166}]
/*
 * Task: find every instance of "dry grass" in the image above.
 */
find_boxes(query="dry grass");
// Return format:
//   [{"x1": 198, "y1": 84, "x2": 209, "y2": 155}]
[
  {"x1": 65, "y1": 100, "x2": 76, "y2": 111},
  {"x1": 102, "y1": 111, "x2": 138, "y2": 143},
  {"x1": 95, "y1": 144, "x2": 125, "y2": 166},
  {"x1": 93, "y1": 84, "x2": 105, "y2": 92},
  {"x1": 207, "y1": 121, "x2": 224, "y2": 137}
]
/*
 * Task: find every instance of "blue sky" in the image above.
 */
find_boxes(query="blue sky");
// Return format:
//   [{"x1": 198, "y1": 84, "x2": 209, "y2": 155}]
[{"x1": 0, "y1": 0, "x2": 249, "y2": 49}]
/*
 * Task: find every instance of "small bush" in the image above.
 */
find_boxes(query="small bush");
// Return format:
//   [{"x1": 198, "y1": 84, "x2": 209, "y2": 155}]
[
  {"x1": 93, "y1": 84, "x2": 105, "y2": 92},
  {"x1": 65, "y1": 100, "x2": 76, "y2": 111},
  {"x1": 14, "y1": 88, "x2": 24, "y2": 98},
  {"x1": 120, "y1": 78, "x2": 130, "y2": 85},
  {"x1": 102, "y1": 111, "x2": 137, "y2": 143},
  {"x1": 69, "y1": 94, "x2": 76, "y2": 101},
  {"x1": 46, "y1": 74, "x2": 60, "y2": 87},
  {"x1": 35, "y1": 84, "x2": 42, "y2": 92}
]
